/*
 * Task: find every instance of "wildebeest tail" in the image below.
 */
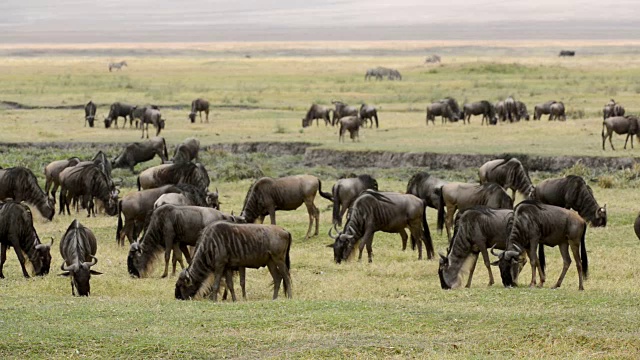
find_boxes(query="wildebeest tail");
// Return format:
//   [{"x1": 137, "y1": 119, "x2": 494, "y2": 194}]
[
  {"x1": 437, "y1": 189, "x2": 445, "y2": 234},
  {"x1": 538, "y1": 244, "x2": 546, "y2": 274},
  {"x1": 421, "y1": 200, "x2": 434, "y2": 258},
  {"x1": 318, "y1": 179, "x2": 333, "y2": 201},
  {"x1": 162, "y1": 138, "x2": 168, "y2": 161},
  {"x1": 332, "y1": 185, "x2": 341, "y2": 225},
  {"x1": 285, "y1": 232, "x2": 292, "y2": 270},
  {"x1": 580, "y1": 222, "x2": 588, "y2": 279},
  {"x1": 136, "y1": 176, "x2": 141, "y2": 191},
  {"x1": 116, "y1": 200, "x2": 123, "y2": 242}
]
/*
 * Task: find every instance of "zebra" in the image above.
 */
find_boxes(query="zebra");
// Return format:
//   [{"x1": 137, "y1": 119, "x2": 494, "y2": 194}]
[{"x1": 108, "y1": 61, "x2": 128, "y2": 72}]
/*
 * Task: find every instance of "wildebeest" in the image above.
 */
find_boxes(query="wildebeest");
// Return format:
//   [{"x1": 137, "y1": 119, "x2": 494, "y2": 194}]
[
  {"x1": 534, "y1": 175, "x2": 606, "y2": 227},
  {"x1": 128, "y1": 204, "x2": 242, "y2": 279},
  {"x1": 533, "y1": 101, "x2": 556, "y2": 120},
  {"x1": 478, "y1": 157, "x2": 535, "y2": 200},
  {"x1": 495, "y1": 101, "x2": 506, "y2": 122},
  {"x1": 331, "y1": 101, "x2": 359, "y2": 125},
  {"x1": 189, "y1": 98, "x2": 210, "y2": 123},
  {"x1": 515, "y1": 100, "x2": 530, "y2": 121},
  {"x1": 359, "y1": 104, "x2": 379, "y2": 128},
  {"x1": 406, "y1": 172, "x2": 448, "y2": 210},
  {"x1": 0, "y1": 167, "x2": 55, "y2": 220},
  {"x1": 365, "y1": 68, "x2": 383, "y2": 81},
  {"x1": 635, "y1": 213, "x2": 640, "y2": 241},
  {"x1": 504, "y1": 96, "x2": 517, "y2": 122},
  {"x1": 59, "y1": 220, "x2": 101, "y2": 296},
  {"x1": 136, "y1": 162, "x2": 210, "y2": 192},
  {"x1": 171, "y1": 137, "x2": 200, "y2": 163},
  {"x1": 364, "y1": 67, "x2": 400, "y2": 81},
  {"x1": 389, "y1": 69, "x2": 402, "y2": 80},
  {"x1": 559, "y1": 50, "x2": 575, "y2": 57},
  {"x1": 108, "y1": 60, "x2": 127, "y2": 71},
  {"x1": 440, "y1": 97, "x2": 463, "y2": 120},
  {"x1": 437, "y1": 183, "x2": 513, "y2": 242},
  {"x1": 492, "y1": 201, "x2": 588, "y2": 290},
  {"x1": 111, "y1": 137, "x2": 169, "y2": 173},
  {"x1": 425, "y1": 55, "x2": 441, "y2": 63},
  {"x1": 328, "y1": 191, "x2": 433, "y2": 263},
  {"x1": 463, "y1": 101, "x2": 497, "y2": 125},
  {"x1": 426, "y1": 102, "x2": 457, "y2": 125},
  {"x1": 104, "y1": 102, "x2": 134, "y2": 129},
  {"x1": 302, "y1": 104, "x2": 332, "y2": 127},
  {"x1": 549, "y1": 102, "x2": 566, "y2": 121},
  {"x1": 84, "y1": 100, "x2": 97, "y2": 127},
  {"x1": 44, "y1": 157, "x2": 81, "y2": 199},
  {"x1": 154, "y1": 188, "x2": 219, "y2": 210},
  {"x1": 241, "y1": 175, "x2": 332, "y2": 240},
  {"x1": 603, "y1": 99, "x2": 625, "y2": 120},
  {"x1": 327, "y1": 174, "x2": 378, "y2": 225},
  {"x1": 601, "y1": 115, "x2": 640, "y2": 150},
  {"x1": 130, "y1": 105, "x2": 158, "y2": 129},
  {"x1": 140, "y1": 107, "x2": 165, "y2": 138},
  {"x1": 438, "y1": 207, "x2": 516, "y2": 289},
  {"x1": 58, "y1": 164, "x2": 119, "y2": 217},
  {"x1": 338, "y1": 116, "x2": 362, "y2": 142},
  {"x1": 175, "y1": 222, "x2": 292, "y2": 301},
  {"x1": 0, "y1": 201, "x2": 53, "y2": 278}
]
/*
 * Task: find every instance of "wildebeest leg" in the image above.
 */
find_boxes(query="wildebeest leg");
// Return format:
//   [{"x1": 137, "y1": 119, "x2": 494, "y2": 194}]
[
  {"x1": 445, "y1": 205, "x2": 456, "y2": 243},
  {"x1": 267, "y1": 261, "x2": 282, "y2": 300},
  {"x1": 624, "y1": 133, "x2": 630, "y2": 149},
  {"x1": 122, "y1": 221, "x2": 135, "y2": 246},
  {"x1": 304, "y1": 199, "x2": 320, "y2": 238},
  {"x1": 12, "y1": 243, "x2": 30, "y2": 278},
  {"x1": 0, "y1": 243, "x2": 7, "y2": 278},
  {"x1": 399, "y1": 229, "x2": 408, "y2": 251},
  {"x1": 210, "y1": 267, "x2": 225, "y2": 302},
  {"x1": 408, "y1": 223, "x2": 423, "y2": 260},
  {"x1": 571, "y1": 242, "x2": 584, "y2": 291},
  {"x1": 161, "y1": 246, "x2": 171, "y2": 278},
  {"x1": 268, "y1": 209, "x2": 276, "y2": 225},
  {"x1": 552, "y1": 243, "x2": 572, "y2": 290},
  {"x1": 205, "y1": 109, "x2": 209, "y2": 123},
  {"x1": 178, "y1": 243, "x2": 191, "y2": 265},
  {"x1": 480, "y1": 248, "x2": 495, "y2": 286},
  {"x1": 511, "y1": 189, "x2": 516, "y2": 201},
  {"x1": 239, "y1": 267, "x2": 246, "y2": 299},
  {"x1": 224, "y1": 270, "x2": 236, "y2": 302},
  {"x1": 276, "y1": 260, "x2": 292, "y2": 299},
  {"x1": 608, "y1": 132, "x2": 616, "y2": 151},
  {"x1": 465, "y1": 253, "x2": 479, "y2": 288}
]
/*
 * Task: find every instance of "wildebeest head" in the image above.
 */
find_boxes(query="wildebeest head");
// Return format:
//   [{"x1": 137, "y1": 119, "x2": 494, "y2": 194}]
[
  {"x1": 206, "y1": 188, "x2": 220, "y2": 210},
  {"x1": 159, "y1": 119, "x2": 166, "y2": 129},
  {"x1": 175, "y1": 270, "x2": 198, "y2": 300},
  {"x1": 188, "y1": 112, "x2": 196, "y2": 123},
  {"x1": 86, "y1": 116, "x2": 95, "y2": 128},
  {"x1": 593, "y1": 205, "x2": 607, "y2": 227},
  {"x1": 59, "y1": 255, "x2": 102, "y2": 296},
  {"x1": 34, "y1": 237, "x2": 54, "y2": 275},
  {"x1": 327, "y1": 225, "x2": 355, "y2": 264},
  {"x1": 127, "y1": 242, "x2": 143, "y2": 278},
  {"x1": 491, "y1": 245, "x2": 525, "y2": 288},
  {"x1": 437, "y1": 253, "x2": 462, "y2": 290},
  {"x1": 104, "y1": 118, "x2": 112, "y2": 128},
  {"x1": 42, "y1": 195, "x2": 56, "y2": 221}
]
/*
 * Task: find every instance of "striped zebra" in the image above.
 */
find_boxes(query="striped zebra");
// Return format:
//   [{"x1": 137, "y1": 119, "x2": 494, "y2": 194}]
[{"x1": 108, "y1": 61, "x2": 127, "y2": 72}]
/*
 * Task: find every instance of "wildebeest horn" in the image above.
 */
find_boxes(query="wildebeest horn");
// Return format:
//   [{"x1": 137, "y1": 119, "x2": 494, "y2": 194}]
[
  {"x1": 512, "y1": 244, "x2": 522, "y2": 253},
  {"x1": 328, "y1": 225, "x2": 338, "y2": 239},
  {"x1": 61, "y1": 262, "x2": 74, "y2": 272},
  {"x1": 46, "y1": 236, "x2": 54, "y2": 249},
  {"x1": 439, "y1": 252, "x2": 448, "y2": 261},
  {"x1": 490, "y1": 244, "x2": 503, "y2": 257},
  {"x1": 84, "y1": 255, "x2": 98, "y2": 267},
  {"x1": 505, "y1": 250, "x2": 520, "y2": 260}
]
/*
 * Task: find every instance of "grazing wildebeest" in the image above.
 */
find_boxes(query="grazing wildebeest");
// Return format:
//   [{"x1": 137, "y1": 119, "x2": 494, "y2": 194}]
[
  {"x1": 44, "y1": 157, "x2": 81, "y2": 199},
  {"x1": 175, "y1": 223, "x2": 292, "y2": 301},
  {"x1": 601, "y1": 115, "x2": 640, "y2": 150},
  {"x1": 58, "y1": 220, "x2": 101, "y2": 296},
  {"x1": 327, "y1": 174, "x2": 378, "y2": 225},
  {"x1": 171, "y1": 137, "x2": 200, "y2": 163},
  {"x1": 111, "y1": 137, "x2": 168, "y2": 173},
  {"x1": 84, "y1": 100, "x2": 97, "y2": 127},
  {"x1": 437, "y1": 183, "x2": 513, "y2": 242},
  {"x1": 104, "y1": 102, "x2": 134, "y2": 129},
  {"x1": 136, "y1": 162, "x2": 210, "y2": 192},
  {"x1": 129, "y1": 204, "x2": 242, "y2": 279},
  {"x1": 495, "y1": 101, "x2": 506, "y2": 122},
  {"x1": 492, "y1": 201, "x2": 588, "y2": 290},
  {"x1": 425, "y1": 55, "x2": 441, "y2": 63},
  {"x1": 302, "y1": 104, "x2": 332, "y2": 127},
  {"x1": 478, "y1": 158, "x2": 535, "y2": 200},
  {"x1": 338, "y1": 116, "x2": 362, "y2": 142},
  {"x1": 533, "y1": 101, "x2": 556, "y2": 120},
  {"x1": 515, "y1": 100, "x2": 530, "y2": 121},
  {"x1": 439, "y1": 207, "x2": 520, "y2": 289},
  {"x1": 0, "y1": 201, "x2": 53, "y2": 278},
  {"x1": 58, "y1": 164, "x2": 119, "y2": 217},
  {"x1": 389, "y1": 69, "x2": 402, "y2": 80},
  {"x1": 559, "y1": 50, "x2": 575, "y2": 57},
  {"x1": 549, "y1": 102, "x2": 566, "y2": 121},
  {"x1": 108, "y1": 60, "x2": 127, "y2": 71},
  {"x1": 426, "y1": 102, "x2": 457, "y2": 125},
  {"x1": 534, "y1": 175, "x2": 606, "y2": 227},
  {"x1": 331, "y1": 101, "x2": 359, "y2": 125},
  {"x1": 0, "y1": 167, "x2": 55, "y2": 220},
  {"x1": 328, "y1": 191, "x2": 433, "y2": 263},
  {"x1": 189, "y1": 98, "x2": 210, "y2": 123},
  {"x1": 406, "y1": 172, "x2": 448, "y2": 211},
  {"x1": 504, "y1": 96, "x2": 518, "y2": 122},
  {"x1": 440, "y1": 97, "x2": 463, "y2": 120},
  {"x1": 463, "y1": 101, "x2": 497, "y2": 125},
  {"x1": 241, "y1": 175, "x2": 332, "y2": 240},
  {"x1": 140, "y1": 107, "x2": 165, "y2": 138},
  {"x1": 359, "y1": 104, "x2": 379, "y2": 128}
]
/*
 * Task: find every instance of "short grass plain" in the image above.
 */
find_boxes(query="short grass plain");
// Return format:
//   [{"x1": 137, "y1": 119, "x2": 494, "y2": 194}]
[{"x1": 1, "y1": 42, "x2": 640, "y2": 358}]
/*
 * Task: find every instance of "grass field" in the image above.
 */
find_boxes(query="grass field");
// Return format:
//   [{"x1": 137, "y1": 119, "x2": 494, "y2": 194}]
[{"x1": 1, "y1": 42, "x2": 640, "y2": 358}]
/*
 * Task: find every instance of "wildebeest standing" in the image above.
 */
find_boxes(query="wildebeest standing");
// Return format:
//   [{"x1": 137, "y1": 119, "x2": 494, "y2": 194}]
[
  {"x1": 533, "y1": 101, "x2": 556, "y2": 120},
  {"x1": 44, "y1": 157, "x2": 81, "y2": 199},
  {"x1": 601, "y1": 115, "x2": 640, "y2": 150},
  {"x1": 302, "y1": 104, "x2": 332, "y2": 127},
  {"x1": 104, "y1": 102, "x2": 134, "y2": 129},
  {"x1": 426, "y1": 102, "x2": 457, "y2": 125},
  {"x1": 0, "y1": 167, "x2": 55, "y2": 220},
  {"x1": 439, "y1": 97, "x2": 463, "y2": 120},
  {"x1": 534, "y1": 175, "x2": 606, "y2": 227},
  {"x1": 108, "y1": 60, "x2": 127, "y2": 71},
  {"x1": 332, "y1": 101, "x2": 358, "y2": 125},
  {"x1": 405, "y1": 172, "x2": 448, "y2": 211},
  {"x1": 84, "y1": 101, "x2": 97, "y2": 127},
  {"x1": 338, "y1": 116, "x2": 362, "y2": 142},
  {"x1": 0, "y1": 201, "x2": 53, "y2": 278},
  {"x1": 365, "y1": 68, "x2": 383, "y2": 81},
  {"x1": 328, "y1": 191, "x2": 434, "y2": 263},
  {"x1": 504, "y1": 96, "x2": 518, "y2": 122},
  {"x1": 463, "y1": 101, "x2": 496, "y2": 125},
  {"x1": 189, "y1": 98, "x2": 210, "y2": 123},
  {"x1": 492, "y1": 201, "x2": 588, "y2": 290},
  {"x1": 241, "y1": 175, "x2": 332, "y2": 240},
  {"x1": 136, "y1": 162, "x2": 210, "y2": 192},
  {"x1": 175, "y1": 223, "x2": 292, "y2": 301},
  {"x1": 515, "y1": 100, "x2": 530, "y2": 121},
  {"x1": 59, "y1": 220, "x2": 101, "y2": 296},
  {"x1": 559, "y1": 50, "x2": 575, "y2": 57},
  {"x1": 327, "y1": 174, "x2": 378, "y2": 225},
  {"x1": 478, "y1": 158, "x2": 535, "y2": 200},
  {"x1": 58, "y1": 164, "x2": 119, "y2": 217},
  {"x1": 549, "y1": 102, "x2": 566, "y2": 121},
  {"x1": 172, "y1": 137, "x2": 200, "y2": 163},
  {"x1": 111, "y1": 137, "x2": 169, "y2": 173},
  {"x1": 425, "y1": 55, "x2": 441, "y2": 63},
  {"x1": 140, "y1": 107, "x2": 165, "y2": 138},
  {"x1": 635, "y1": 213, "x2": 640, "y2": 241},
  {"x1": 359, "y1": 104, "x2": 379, "y2": 128}
]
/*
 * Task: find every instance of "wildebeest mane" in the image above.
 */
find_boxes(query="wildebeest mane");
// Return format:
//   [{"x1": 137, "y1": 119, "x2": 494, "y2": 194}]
[
  {"x1": 406, "y1": 172, "x2": 431, "y2": 194},
  {"x1": 158, "y1": 162, "x2": 209, "y2": 191},
  {"x1": 0, "y1": 167, "x2": 52, "y2": 219},
  {"x1": 493, "y1": 158, "x2": 533, "y2": 196},
  {"x1": 357, "y1": 174, "x2": 378, "y2": 191},
  {"x1": 559, "y1": 176, "x2": 602, "y2": 225},
  {"x1": 240, "y1": 179, "x2": 261, "y2": 220},
  {"x1": 174, "y1": 183, "x2": 208, "y2": 207}
]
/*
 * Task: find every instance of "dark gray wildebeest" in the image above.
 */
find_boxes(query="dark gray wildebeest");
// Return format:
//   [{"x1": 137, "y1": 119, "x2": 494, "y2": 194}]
[
  {"x1": 58, "y1": 164, "x2": 119, "y2": 217},
  {"x1": 426, "y1": 102, "x2": 457, "y2": 125},
  {"x1": 601, "y1": 115, "x2": 640, "y2": 150},
  {"x1": 189, "y1": 98, "x2": 210, "y2": 123},
  {"x1": 549, "y1": 102, "x2": 566, "y2": 121},
  {"x1": 136, "y1": 162, "x2": 210, "y2": 192},
  {"x1": 533, "y1": 101, "x2": 556, "y2": 120},
  {"x1": 437, "y1": 182, "x2": 513, "y2": 242},
  {"x1": 0, "y1": 201, "x2": 53, "y2": 278},
  {"x1": 328, "y1": 191, "x2": 434, "y2": 263},
  {"x1": 0, "y1": 167, "x2": 55, "y2": 220},
  {"x1": 365, "y1": 68, "x2": 383, "y2": 81},
  {"x1": 175, "y1": 222, "x2": 292, "y2": 302},
  {"x1": 241, "y1": 175, "x2": 333, "y2": 240},
  {"x1": 504, "y1": 96, "x2": 518, "y2": 122},
  {"x1": 338, "y1": 116, "x2": 362, "y2": 142},
  {"x1": 492, "y1": 200, "x2": 588, "y2": 290},
  {"x1": 140, "y1": 107, "x2": 165, "y2": 138},
  {"x1": 84, "y1": 100, "x2": 97, "y2": 127},
  {"x1": 111, "y1": 137, "x2": 169, "y2": 173},
  {"x1": 534, "y1": 175, "x2": 606, "y2": 227},
  {"x1": 117, "y1": 184, "x2": 211, "y2": 246},
  {"x1": 332, "y1": 101, "x2": 359, "y2": 125},
  {"x1": 406, "y1": 172, "x2": 449, "y2": 211},
  {"x1": 326, "y1": 174, "x2": 378, "y2": 226},
  {"x1": 58, "y1": 220, "x2": 101, "y2": 296},
  {"x1": 44, "y1": 157, "x2": 81, "y2": 199},
  {"x1": 515, "y1": 100, "x2": 530, "y2": 121},
  {"x1": 425, "y1": 55, "x2": 441, "y2": 63},
  {"x1": 302, "y1": 104, "x2": 332, "y2": 127},
  {"x1": 130, "y1": 105, "x2": 158, "y2": 129},
  {"x1": 440, "y1": 97, "x2": 463, "y2": 120},
  {"x1": 603, "y1": 99, "x2": 625, "y2": 120},
  {"x1": 478, "y1": 157, "x2": 535, "y2": 201},
  {"x1": 463, "y1": 101, "x2": 497, "y2": 125},
  {"x1": 439, "y1": 207, "x2": 524, "y2": 289},
  {"x1": 108, "y1": 60, "x2": 127, "y2": 71},
  {"x1": 359, "y1": 104, "x2": 379, "y2": 128},
  {"x1": 104, "y1": 102, "x2": 134, "y2": 129},
  {"x1": 172, "y1": 137, "x2": 200, "y2": 163},
  {"x1": 559, "y1": 50, "x2": 575, "y2": 57},
  {"x1": 128, "y1": 205, "x2": 242, "y2": 279}
]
